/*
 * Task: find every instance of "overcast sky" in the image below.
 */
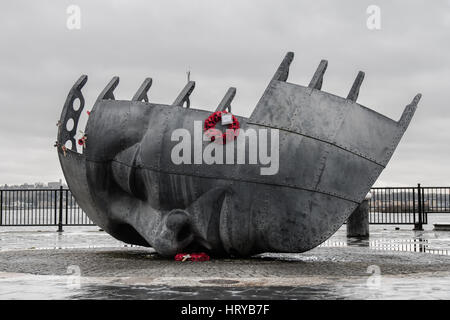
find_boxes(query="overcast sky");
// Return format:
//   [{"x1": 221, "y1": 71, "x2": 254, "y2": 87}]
[{"x1": 0, "y1": 0, "x2": 449, "y2": 186}]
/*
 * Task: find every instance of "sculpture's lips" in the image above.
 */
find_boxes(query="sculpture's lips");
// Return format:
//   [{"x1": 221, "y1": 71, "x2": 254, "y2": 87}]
[{"x1": 56, "y1": 52, "x2": 421, "y2": 256}]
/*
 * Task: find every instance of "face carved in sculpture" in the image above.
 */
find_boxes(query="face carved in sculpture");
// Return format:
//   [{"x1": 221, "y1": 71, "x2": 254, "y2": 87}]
[{"x1": 83, "y1": 101, "x2": 239, "y2": 257}]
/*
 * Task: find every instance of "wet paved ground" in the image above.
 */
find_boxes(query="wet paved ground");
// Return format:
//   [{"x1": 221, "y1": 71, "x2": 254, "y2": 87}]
[{"x1": 0, "y1": 214, "x2": 449, "y2": 299}]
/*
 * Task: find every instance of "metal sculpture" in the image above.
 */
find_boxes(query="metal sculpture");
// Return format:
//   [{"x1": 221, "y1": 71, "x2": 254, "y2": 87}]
[{"x1": 56, "y1": 52, "x2": 421, "y2": 257}]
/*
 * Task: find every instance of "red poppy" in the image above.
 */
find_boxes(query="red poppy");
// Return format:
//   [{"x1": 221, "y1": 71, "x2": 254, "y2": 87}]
[
  {"x1": 204, "y1": 111, "x2": 240, "y2": 144},
  {"x1": 174, "y1": 252, "x2": 210, "y2": 262}
]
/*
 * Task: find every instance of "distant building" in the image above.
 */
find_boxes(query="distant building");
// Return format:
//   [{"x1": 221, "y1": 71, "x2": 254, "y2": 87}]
[
  {"x1": 48, "y1": 179, "x2": 63, "y2": 188},
  {"x1": 20, "y1": 183, "x2": 34, "y2": 189}
]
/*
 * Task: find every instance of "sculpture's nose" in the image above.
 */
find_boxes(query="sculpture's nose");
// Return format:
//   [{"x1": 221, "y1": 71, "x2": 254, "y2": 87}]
[{"x1": 153, "y1": 209, "x2": 195, "y2": 256}]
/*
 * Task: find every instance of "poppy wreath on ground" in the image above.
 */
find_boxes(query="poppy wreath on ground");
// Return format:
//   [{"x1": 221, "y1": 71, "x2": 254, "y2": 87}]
[
  {"x1": 174, "y1": 252, "x2": 210, "y2": 262},
  {"x1": 204, "y1": 111, "x2": 240, "y2": 144}
]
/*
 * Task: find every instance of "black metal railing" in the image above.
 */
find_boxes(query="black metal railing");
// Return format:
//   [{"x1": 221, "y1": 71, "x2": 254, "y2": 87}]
[
  {"x1": 0, "y1": 186, "x2": 94, "y2": 230},
  {"x1": 0, "y1": 184, "x2": 449, "y2": 230},
  {"x1": 369, "y1": 184, "x2": 450, "y2": 229}
]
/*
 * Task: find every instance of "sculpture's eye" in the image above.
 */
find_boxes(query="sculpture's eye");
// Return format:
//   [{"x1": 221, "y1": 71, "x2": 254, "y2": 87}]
[{"x1": 111, "y1": 143, "x2": 147, "y2": 200}]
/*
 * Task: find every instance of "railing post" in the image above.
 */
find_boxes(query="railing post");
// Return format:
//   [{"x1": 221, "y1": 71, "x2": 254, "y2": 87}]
[
  {"x1": 65, "y1": 189, "x2": 69, "y2": 226},
  {"x1": 57, "y1": 186, "x2": 64, "y2": 232},
  {"x1": 414, "y1": 183, "x2": 424, "y2": 231},
  {"x1": 0, "y1": 190, "x2": 3, "y2": 226}
]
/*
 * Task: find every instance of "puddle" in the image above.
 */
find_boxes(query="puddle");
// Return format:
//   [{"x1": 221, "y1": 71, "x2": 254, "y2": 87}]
[
  {"x1": 1, "y1": 272, "x2": 449, "y2": 300},
  {"x1": 320, "y1": 238, "x2": 450, "y2": 255},
  {"x1": 0, "y1": 226, "x2": 128, "y2": 252}
]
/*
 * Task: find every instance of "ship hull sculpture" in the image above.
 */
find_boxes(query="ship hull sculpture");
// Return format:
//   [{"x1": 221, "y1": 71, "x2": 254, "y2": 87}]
[{"x1": 56, "y1": 52, "x2": 421, "y2": 257}]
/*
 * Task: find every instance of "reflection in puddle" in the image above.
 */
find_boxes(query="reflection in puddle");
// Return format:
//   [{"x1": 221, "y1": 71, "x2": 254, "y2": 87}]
[
  {"x1": 69, "y1": 284, "x2": 337, "y2": 300},
  {"x1": 2, "y1": 273, "x2": 449, "y2": 300},
  {"x1": 73, "y1": 275, "x2": 450, "y2": 300},
  {"x1": 320, "y1": 238, "x2": 449, "y2": 255},
  {"x1": 0, "y1": 227, "x2": 135, "y2": 252}
]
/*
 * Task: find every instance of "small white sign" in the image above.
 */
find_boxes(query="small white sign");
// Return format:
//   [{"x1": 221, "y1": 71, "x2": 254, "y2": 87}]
[{"x1": 222, "y1": 113, "x2": 233, "y2": 125}]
